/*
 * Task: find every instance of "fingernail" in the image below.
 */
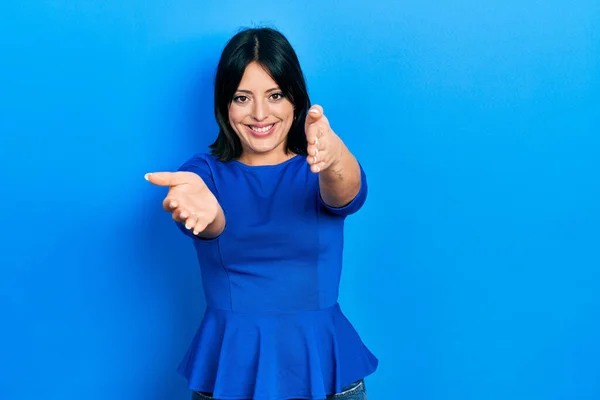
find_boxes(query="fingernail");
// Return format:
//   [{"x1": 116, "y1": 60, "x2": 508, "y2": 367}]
[
  {"x1": 144, "y1": 173, "x2": 152, "y2": 181},
  {"x1": 309, "y1": 108, "x2": 319, "y2": 114}
]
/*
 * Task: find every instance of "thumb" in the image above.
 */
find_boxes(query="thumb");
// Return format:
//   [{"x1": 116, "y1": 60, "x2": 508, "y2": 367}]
[
  {"x1": 144, "y1": 171, "x2": 191, "y2": 187},
  {"x1": 305, "y1": 104, "x2": 324, "y2": 127}
]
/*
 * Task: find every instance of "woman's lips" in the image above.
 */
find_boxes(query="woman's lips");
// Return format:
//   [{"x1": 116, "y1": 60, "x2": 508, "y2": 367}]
[{"x1": 246, "y1": 122, "x2": 276, "y2": 137}]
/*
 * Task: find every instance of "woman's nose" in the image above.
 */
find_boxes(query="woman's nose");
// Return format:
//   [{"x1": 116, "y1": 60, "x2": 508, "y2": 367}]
[{"x1": 251, "y1": 100, "x2": 268, "y2": 121}]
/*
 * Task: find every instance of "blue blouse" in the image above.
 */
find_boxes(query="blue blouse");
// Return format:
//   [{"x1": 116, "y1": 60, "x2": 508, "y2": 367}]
[{"x1": 175, "y1": 153, "x2": 378, "y2": 400}]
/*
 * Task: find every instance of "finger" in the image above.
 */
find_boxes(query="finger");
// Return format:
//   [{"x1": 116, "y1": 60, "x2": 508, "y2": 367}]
[
  {"x1": 306, "y1": 124, "x2": 316, "y2": 146},
  {"x1": 172, "y1": 208, "x2": 185, "y2": 223},
  {"x1": 162, "y1": 196, "x2": 179, "y2": 212},
  {"x1": 183, "y1": 211, "x2": 199, "y2": 230},
  {"x1": 314, "y1": 160, "x2": 327, "y2": 173},
  {"x1": 193, "y1": 216, "x2": 209, "y2": 236},
  {"x1": 309, "y1": 159, "x2": 327, "y2": 174},
  {"x1": 306, "y1": 151, "x2": 321, "y2": 166},
  {"x1": 306, "y1": 123, "x2": 328, "y2": 148},
  {"x1": 310, "y1": 151, "x2": 328, "y2": 172},
  {"x1": 145, "y1": 171, "x2": 191, "y2": 187},
  {"x1": 307, "y1": 107, "x2": 329, "y2": 129},
  {"x1": 178, "y1": 205, "x2": 195, "y2": 220},
  {"x1": 307, "y1": 146, "x2": 328, "y2": 169},
  {"x1": 172, "y1": 206, "x2": 195, "y2": 225},
  {"x1": 307, "y1": 141, "x2": 322, "y2": 158},
  {"x1": 305, "y1": 104, "x2": 324, "y2": 128},
  {"x1": 309, "y1": 145, "x2": 319, "y2": 160}
]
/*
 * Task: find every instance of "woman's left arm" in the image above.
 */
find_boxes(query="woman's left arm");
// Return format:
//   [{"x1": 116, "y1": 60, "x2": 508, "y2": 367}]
[{"x1": 305, "y1": 105, "x2": 363, "y2": 208}]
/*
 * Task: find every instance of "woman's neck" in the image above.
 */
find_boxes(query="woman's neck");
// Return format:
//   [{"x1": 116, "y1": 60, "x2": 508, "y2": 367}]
[{"x1": 237, "y1": 150, "x2": 297, "y2": 166}]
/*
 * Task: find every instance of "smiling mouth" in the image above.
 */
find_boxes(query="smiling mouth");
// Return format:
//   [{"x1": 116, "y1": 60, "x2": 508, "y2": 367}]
[
  {"x1": 246, "y1": 123, "x2": 276, "y2": 137},
  {"x1": 248, "y1": 123, "x2": 275, "y2": 133}
]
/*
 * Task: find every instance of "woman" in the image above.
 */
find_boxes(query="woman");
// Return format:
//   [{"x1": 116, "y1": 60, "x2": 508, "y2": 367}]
[{"x1": 146, "y1": 27, "x2": 378, "y2": 400}]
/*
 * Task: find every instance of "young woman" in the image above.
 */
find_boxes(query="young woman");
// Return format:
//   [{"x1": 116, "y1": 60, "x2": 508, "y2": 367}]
[{"x1": 146, "y1": 27, "x2": 378, "y2": 400}]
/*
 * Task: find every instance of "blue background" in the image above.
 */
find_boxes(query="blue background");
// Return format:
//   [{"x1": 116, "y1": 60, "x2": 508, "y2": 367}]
[{"x1": 1, "y1": 1, "x2": 598, "y2": 399}]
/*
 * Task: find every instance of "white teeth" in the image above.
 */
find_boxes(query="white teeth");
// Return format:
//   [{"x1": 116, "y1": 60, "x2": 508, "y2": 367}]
[{"x1": 250, "y1": 124, "x2": 273, "y2": 133}]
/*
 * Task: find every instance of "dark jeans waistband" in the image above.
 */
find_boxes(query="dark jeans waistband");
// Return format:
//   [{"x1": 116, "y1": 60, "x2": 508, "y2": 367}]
[{"x1": 192, "y1": 379, "x2": 366, "y2": 399}]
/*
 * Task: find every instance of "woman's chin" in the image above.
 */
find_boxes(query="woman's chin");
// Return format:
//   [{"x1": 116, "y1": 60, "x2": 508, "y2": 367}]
[
  {"x1": 251, "y1": 146, "x2": 277, "y2": 155},
  {"x1": 248, "y1": 140, "x2": 280, "y2": 154}
]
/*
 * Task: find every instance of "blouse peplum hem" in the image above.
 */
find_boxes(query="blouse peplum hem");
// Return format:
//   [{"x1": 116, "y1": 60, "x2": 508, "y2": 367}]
[{"x1": 177, "y1": 303, "x2": 378, "y2": 400}]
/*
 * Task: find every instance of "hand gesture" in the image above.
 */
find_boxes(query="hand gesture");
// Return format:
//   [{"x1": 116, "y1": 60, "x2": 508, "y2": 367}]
[
  {"x1": 145, "y1": 171, "x2": 222, "y2": 236},
  {"x1": 305, "y1": 105, "x2": 344, "y2": 173}
]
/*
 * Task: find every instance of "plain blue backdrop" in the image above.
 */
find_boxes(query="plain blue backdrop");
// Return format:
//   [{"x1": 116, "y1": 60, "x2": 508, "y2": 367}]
[{"x1": 1, "y1": 1, "x2": 599, "y2": 399}]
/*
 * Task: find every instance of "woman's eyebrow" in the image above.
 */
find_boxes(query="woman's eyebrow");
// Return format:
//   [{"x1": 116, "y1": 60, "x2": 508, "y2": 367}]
[{"x1": 236, "y1": 87, "x2": 280, "y2": 94}]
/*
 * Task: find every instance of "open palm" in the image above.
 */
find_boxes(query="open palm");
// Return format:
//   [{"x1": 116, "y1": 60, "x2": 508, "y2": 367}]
[{"x1": 145, "y1": 171, "x2": 221, "y2": 236}]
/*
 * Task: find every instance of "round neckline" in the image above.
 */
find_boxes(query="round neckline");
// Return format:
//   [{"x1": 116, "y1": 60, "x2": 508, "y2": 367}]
[{"x1": 232, "y1": 154, "x2": 302, "y2": 170}]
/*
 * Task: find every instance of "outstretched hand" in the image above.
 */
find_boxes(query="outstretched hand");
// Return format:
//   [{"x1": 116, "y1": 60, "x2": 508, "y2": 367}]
[
  {"x1": 145, "y1": 171, "x2": 222, "y2": 236},
  {"x1": 304, "y1": 105, "x2": 344, "y2": 174}
]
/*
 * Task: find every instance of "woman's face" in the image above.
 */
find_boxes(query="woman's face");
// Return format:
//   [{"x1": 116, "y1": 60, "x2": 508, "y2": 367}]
[{"x1": 228, "y1": 61, "x2": 295, "y2": 164}]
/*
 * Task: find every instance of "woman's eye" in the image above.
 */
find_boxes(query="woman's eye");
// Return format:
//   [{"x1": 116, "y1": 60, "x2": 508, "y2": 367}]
[
  {"x1": 234, "y1": 95, "x2": 249, "y2": 103},
  {"x1": 270, "y1": 93, "x2": 284, "y2": 101}
]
